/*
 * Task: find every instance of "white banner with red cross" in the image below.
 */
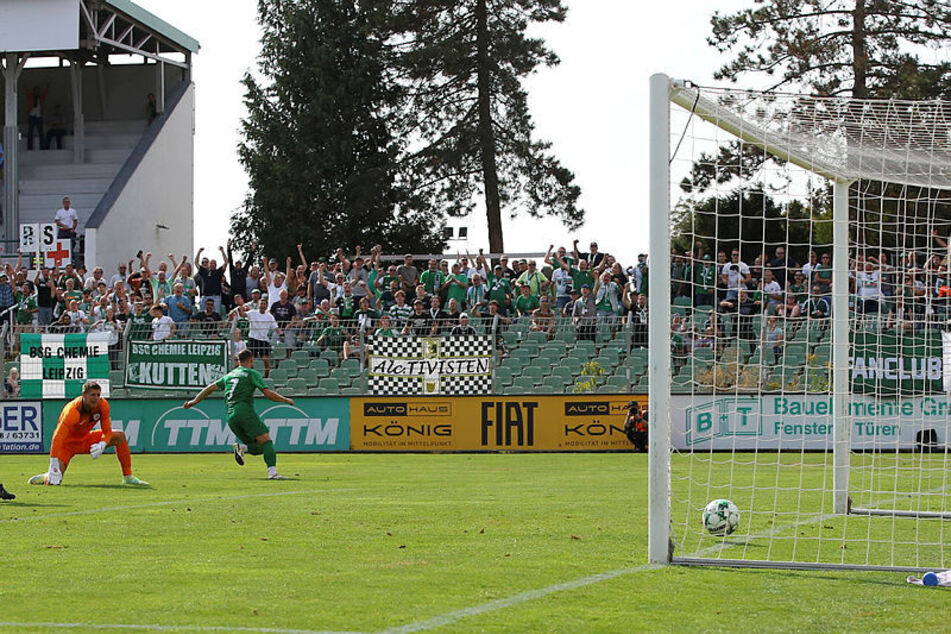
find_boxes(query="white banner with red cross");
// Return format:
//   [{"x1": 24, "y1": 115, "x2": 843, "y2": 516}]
[{"x1": 19, "y1": 223, "x2": 71, "y2": 268}]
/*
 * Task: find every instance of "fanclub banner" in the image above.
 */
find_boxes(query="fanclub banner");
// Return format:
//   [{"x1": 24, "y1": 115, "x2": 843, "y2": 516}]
[
  {"x1": 350, "y1": 395, "x2": 644, "y2": 451},
  {"x1": 39, "y1": 397, "x2": 350, "y2": 452},
  {"x1": 0, "y1": 402, "x2": 44, "y2": 453},
  {"x1": 20, "y1": 333, "x2": 111, "y2": 399},
  {"x1": 673, "y1": 394, "x2": 951, "y2": 451},
  {"x1": 125, "y1": 340, "x2": 228, "y2": 390},
  {"x1": 851, "y1": 331, "x2": 944, "y2": 396}
]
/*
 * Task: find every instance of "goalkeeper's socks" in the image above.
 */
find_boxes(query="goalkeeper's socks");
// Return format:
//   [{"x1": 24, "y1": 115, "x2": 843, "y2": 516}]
[
  {"x1": 267, "y1": 467, "x2": 285, "y2": 480},
  {"x1": 116, "y1": 441, "x2": 133, "y2": 477},
  {"x1": 262, "y1": 441, "x2": 277, "y2": 468}
]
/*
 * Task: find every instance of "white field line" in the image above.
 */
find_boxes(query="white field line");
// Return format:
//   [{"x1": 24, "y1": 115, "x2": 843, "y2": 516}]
[
  {"x1": 379, "y1": 482, "x2": 951, "y2": 633},
  {"x1": 0, "y1": 488, "x2": 357, "y2": 522},
  {"x1": 0, "y1": 623, "x2": 362, "y2": 634}
]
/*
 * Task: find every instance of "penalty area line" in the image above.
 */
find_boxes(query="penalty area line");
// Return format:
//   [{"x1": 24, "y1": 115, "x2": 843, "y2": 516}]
[
  {"x1": 0, "y1": 488, "x2": 358, "y2": 523},
  {"x1": 0, "y1": 623, "x2": 363, "y2": 634},
  {"x1": 377, "y1": 564, "x2": 662, "y2": 634}
]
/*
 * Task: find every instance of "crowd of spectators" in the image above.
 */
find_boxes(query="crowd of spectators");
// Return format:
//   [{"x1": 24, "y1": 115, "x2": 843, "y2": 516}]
[
  {"x1": 669, "y1": 232, "x2": 951, "y2": 365},
  {"x1": 0, "y1": 237, "x2": 661, "y2": 373}
]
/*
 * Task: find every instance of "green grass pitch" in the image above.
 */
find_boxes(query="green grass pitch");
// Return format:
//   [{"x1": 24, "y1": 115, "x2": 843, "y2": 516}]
[{"x1": 1, "y1": 452, "x2": 948, "y2": 633}]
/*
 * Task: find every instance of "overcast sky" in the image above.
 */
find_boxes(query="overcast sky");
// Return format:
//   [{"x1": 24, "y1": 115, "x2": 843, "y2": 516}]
[{"x1": 135, "y1": 0, "x2": 750, "y2": 261}]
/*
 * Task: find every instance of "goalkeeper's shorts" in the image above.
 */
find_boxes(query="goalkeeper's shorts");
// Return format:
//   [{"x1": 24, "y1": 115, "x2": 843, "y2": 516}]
[{"x1": 50, "y1": 430, "x2": 106, "y2": 468}]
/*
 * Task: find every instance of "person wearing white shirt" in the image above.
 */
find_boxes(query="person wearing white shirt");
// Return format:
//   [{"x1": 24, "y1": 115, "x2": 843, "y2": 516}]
[
  {"x1": 150, "y1": 305, "x2": 175, "y2": 341},
  {"x1": 855, "y1": 261, "x2": 883, "y2": 313},
  {"x1": 246, "y1": 298, "x2": 278, "y2": 376},
  {"x1": 54, "y1": 196, "x2": 79, "y2": 250},
  {"x1": 761, "y1": 269, "x2": 784, "y2": 314},
  {"x1": 721, "y1": 249, "x2": 752, "y2": 300}
]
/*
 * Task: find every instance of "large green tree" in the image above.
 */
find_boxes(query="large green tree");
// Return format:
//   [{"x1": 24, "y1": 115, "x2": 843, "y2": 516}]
[
  {"x1": 392, "y1": 0, "x2": 583, "y2": 252},
  {"x1": 233, "y1": 0, "x2": 446, "y2": 261},
  {"x1": 673, "y1": 0, "x2": 951, "y2": 256},
  {"x1": 709, "y1": 0, "x2": 951, "y2": 99}
]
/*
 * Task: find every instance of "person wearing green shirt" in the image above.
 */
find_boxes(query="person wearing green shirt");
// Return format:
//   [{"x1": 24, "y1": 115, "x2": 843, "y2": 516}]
[
  {"x1": 514, "y1": 284, "x2": 540, "y2": 318},
  {"x1": 317, "y1": 313, "x2": 347, "y2": 351},
  {"x1": 419, "y1": 259, "x2": 444, "y2": 296},
  {"x1": 184, "y1": 349, "x2": 294, "y2": 480},
  {"x1": 813, "y1": 253, "x2": 832, "y2": 295},
  {"x1": 693, "y1": 255, "x2": 717, "y2": 306},
  {"x1": 388, "y1": 291, "x2": 413, "y2": 327},
  {"x1": 486, "y1": 265, "x2": 513, "y2": 310},
  {"x1": 444, "y1": 263, "x2": 469, "y2": 309},
  {"x1": 553, "y1": 253, "x2": 595, "y2": 293},
  {"x1": 15, "y1": 284, "x2": 37, "y2": 327},
  {"x1": 373, "y1": 314, "x2": 398, "y2": 338},
  {"x1": 788, "y1": 271, "x2": 809, "y2": 303},
  {"x1": 353, "y1": 296, "x2": 381, "y2": 331}
]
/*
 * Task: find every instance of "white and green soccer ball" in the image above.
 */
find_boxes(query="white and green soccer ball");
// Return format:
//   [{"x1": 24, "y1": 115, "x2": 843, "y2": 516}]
[{"x1": 702, "y1": 499, "x2": 740, "y2": 536}]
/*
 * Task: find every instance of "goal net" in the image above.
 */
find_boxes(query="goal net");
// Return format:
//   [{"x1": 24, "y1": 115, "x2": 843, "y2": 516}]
[{"x1": 648, "y1": 74, "x2": 951, "y2": 571}]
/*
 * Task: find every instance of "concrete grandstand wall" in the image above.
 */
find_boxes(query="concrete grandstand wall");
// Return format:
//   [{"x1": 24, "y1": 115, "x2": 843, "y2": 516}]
[{"x1": 86, "y1": 83, "x2": 195, "y2": 273}]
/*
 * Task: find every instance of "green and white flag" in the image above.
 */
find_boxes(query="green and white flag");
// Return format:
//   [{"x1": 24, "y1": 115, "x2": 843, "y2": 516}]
[
  {"x1": 20, "y1": 333, "x2": 111, "y2": 399},
  {"x1": 125, "y1": 340, "x2": 228, "y2": 390}
]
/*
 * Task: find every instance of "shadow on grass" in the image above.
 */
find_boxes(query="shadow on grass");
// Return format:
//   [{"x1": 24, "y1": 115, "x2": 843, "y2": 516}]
[
  {"x1": 1, "y1": 501, "x2": 68, "y2": 509},
  {"x1": 696, "y1": 566, "x2": 907, "y2": 588},
  {"x1": 67, "y1": 484, "x2": 153, "y2": 490}
]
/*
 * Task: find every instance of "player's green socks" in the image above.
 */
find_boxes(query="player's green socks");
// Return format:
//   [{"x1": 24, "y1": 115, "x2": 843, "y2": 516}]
[
  {"x1": 262, "y1": 440, "x2": 277, "y2": 468},
  {"x1": 245, "y1": 442, "x2": 264, "y2": 456}
]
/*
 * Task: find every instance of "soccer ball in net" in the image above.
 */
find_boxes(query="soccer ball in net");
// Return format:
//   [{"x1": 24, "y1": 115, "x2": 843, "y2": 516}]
[{"x1": 702, "y1": 499, "x2": 740, "y2": 536}]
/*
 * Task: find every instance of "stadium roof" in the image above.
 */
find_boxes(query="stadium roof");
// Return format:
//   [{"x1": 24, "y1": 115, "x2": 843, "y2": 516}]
[{"x1": 105, "y1": 0, "x2": 200, "y2": 54}]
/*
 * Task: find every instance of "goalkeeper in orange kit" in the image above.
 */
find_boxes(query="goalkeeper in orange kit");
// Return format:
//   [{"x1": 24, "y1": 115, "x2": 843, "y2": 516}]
[{"x1": 28, "y1": 380, "x2": 148, "y2": 486}]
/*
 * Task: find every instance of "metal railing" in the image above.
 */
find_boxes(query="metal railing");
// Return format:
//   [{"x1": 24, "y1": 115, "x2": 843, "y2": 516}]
[{"x1": 2, "y1": 309, "x2": 642, "y2": 397}]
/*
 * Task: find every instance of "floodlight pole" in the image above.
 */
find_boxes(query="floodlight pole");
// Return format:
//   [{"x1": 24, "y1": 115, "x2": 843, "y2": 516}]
[
  {"x1": 648, "y1": 73, "x2": 672, "y2": 564},
  {"x1": 832, "y1": 179, "x2": 852, "y2": 514}
]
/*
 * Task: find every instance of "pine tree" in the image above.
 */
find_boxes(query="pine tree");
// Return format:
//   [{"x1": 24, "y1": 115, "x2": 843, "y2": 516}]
[
  {"x1": 393, "y1": 0, "x2": 583, "y2": 252},
  {"x1": 233, "y1": 0, "x2": 446, "y2": 261},
  {"x1": 709, "y1": 0, "x2": 951, "y2": 99},
  {"x1": 673, "y1": 0, "x2": 951, "y2": 256}
]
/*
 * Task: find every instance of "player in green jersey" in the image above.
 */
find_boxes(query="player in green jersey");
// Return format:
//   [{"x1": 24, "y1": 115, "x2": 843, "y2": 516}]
[{"x1": 183, "y1": 349, "x2": 294, "y2": 479}]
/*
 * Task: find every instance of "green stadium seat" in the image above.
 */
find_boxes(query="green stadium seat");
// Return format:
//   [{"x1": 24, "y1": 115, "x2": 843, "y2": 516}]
[
  {"x1": 521, "y1": 366, "x2": 544, "y2": 380},
  {"x1": 341, "y1": 386, "x2": 362, "y2": 395},
  {"x1": 318, "y1": 377, "x2": 340, "y2": 391},
  {"x1": 308, "y1": 387, "x2": 330, "y2": 396},
  {"x1": 340, "y1": 358, "x2": 362, "y2": 378},
  {"x1": 526, "y1": 331, "x2": 548, "y2": 345},
  {"x1": 286, "y1": 378, "x2": 308, "y2": 394},
  {"x1": 606, "y1": 375, "x2": 629, "y2": 389},
  {"x1": 319, "y1": 349, "x2": 339, "y2": 366},
  {"x1": 512, "y1": 377, "x2": 537, "y2": 391},
  {"x1": 269, "y1": 368, "x2": 290, "y2": 385},
  {"x1": 296, "y1": 369, "x2": 319, "y2": 386},
  {"x1": 551, "y1": 366, "x2": 574, "y2": 381},
  {"x1": 291, "y1": 350, "x2": 310, "y2": 363}
]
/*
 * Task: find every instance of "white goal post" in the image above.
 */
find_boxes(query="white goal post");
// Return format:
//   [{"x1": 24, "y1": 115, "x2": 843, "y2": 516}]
[{"x1": 648, "y1": 73, "x2": 951, "y2": 572}]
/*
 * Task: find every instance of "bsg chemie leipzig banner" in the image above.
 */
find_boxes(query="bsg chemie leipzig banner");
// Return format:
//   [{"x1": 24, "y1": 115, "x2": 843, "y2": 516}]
[
  {"x1": 350, "y1": 395, "x2": 644, "y2": 451},
  {"x1": 20, "y1": 333, "x2": 111, "y2": 398},
  {"x1": 40, "y1": 398, "x2": 350, "y2": 452},
  {"x1": 125, "y1": 340, "x2": 228, "y2": 390},
  {"x1": 673, "y1": 394, "x2": 951, "y2": 451}
]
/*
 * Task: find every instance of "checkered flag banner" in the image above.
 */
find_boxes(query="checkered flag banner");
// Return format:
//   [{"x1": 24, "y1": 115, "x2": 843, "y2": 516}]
[
  {"x1": 20, "y1": 333, "x2": 111, "y2": 399},
  {"x1": 368, "y1": 335, "x2": 493, "y2": 395}
]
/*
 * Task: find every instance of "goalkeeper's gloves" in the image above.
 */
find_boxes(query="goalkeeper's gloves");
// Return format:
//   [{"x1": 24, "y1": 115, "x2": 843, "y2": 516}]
[{"x1": 90, "y1": 441, "x2": 107, "y2": 460}]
